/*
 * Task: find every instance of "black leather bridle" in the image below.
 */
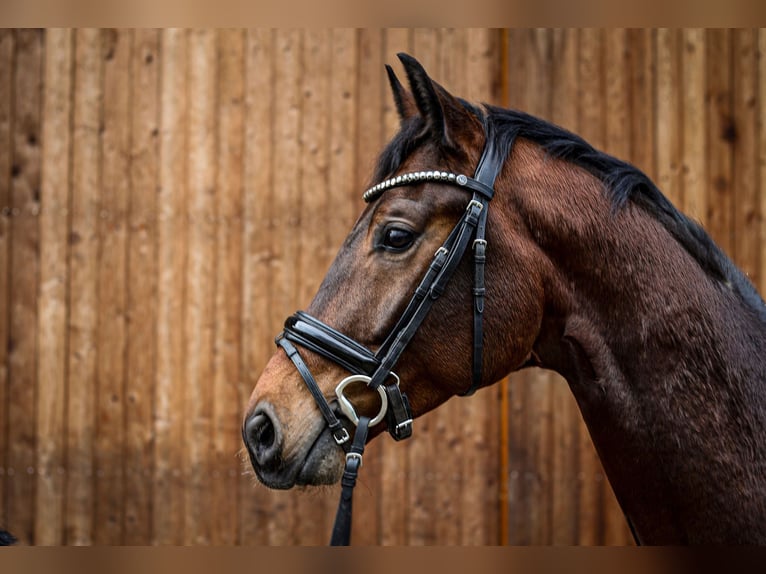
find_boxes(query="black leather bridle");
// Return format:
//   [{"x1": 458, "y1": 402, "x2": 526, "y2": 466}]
[{"x1": 275, "y1": 122, "x2": 506, "y2": 545}]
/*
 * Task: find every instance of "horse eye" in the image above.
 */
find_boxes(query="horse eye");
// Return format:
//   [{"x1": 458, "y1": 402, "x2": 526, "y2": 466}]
[{"x1": 383, "y1": 227, "x2": 415, "y2": 251}]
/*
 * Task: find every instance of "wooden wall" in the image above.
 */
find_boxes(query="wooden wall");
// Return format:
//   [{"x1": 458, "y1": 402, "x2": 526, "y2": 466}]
[{"x1": 0, "y1": 28, "x2": 763, "y2": 545}]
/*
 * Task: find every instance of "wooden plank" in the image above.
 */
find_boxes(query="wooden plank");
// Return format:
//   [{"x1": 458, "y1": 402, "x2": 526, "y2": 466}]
[
  {"x1": 379, "y1": 27, "x2": 412, "y2": 546},
  {"x1": 94, "y1": 27, "x2": 131, "y2": 545},
  {"x1": 124, "y1": 28, "x2": 159, "y2": 545},
  {"x1": 352, "y1": 28, "x2": 384, "y2": 547},
  {"x1": 628, "y1": 29, "x2": 656, "y2": 180},
  {"x1": 34, "y1": 27, "x2": 72, "y2": 546},
  {"x1": 182, "y1": 27, "x2": 217, "y2": 546},
  {"x1": 575, "y1": 27, "x2": 606, "y2": 546},
  {"x1": 327, "y1": 30, "x2": 359, "y2": 247},
  {"x1": 681, "y1": 29, "x2": 708, "y2": 227},
  {"x1": 0, "y1": 28, "x2": 15, "y2": 536},
  {"x1": 210, "y1": 28, "x2": 245, "y2": 546},
  {"x1": 462, "y1": 27, "x2": 503, "y2": 546},
  {"x1": 66, "y1": 27, "x2": 101, "y2": 545},
  {"x1": 153, "y1": 27, "x2": 188, "y2": 545},
  {"x1": 731, "y1": 29, "x2": 759, "y2": 283},
  {"x1": 8, "y1": 28, "x2": 43, "y2": 544},
  {"x1": 705, "y1": 29, "x2": 734, "y2": 255},
  {"x1": 653, "y1": 31, "x2": 686, "y2": 545},
  {"x1": 7, "y1": 29, "x2": 43, "y2": 545},
  {"x1": 239, "y1": 27, "x2": 274, "y2": 546},
  {"x1": 656, "y1": 29, "x2": 683, "y2": 209},
  {"x1": 549, "y1": 27, "x2": 581, "y2": 546}
]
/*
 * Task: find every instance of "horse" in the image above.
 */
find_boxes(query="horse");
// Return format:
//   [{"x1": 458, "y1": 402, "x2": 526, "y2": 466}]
[{"x1": 242, "y1": 53, "x2": 766, "y2": 545}]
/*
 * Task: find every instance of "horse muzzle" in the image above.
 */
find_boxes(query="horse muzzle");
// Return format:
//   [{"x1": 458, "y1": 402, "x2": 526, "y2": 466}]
[{"x1": 242, "y1": 401, "x2": 346, "y2": 489}]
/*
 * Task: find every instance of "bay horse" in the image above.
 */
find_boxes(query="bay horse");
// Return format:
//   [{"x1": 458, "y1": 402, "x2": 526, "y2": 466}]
[{"x1": 243, "y1": 53, "x2": 766, "y2": 544}]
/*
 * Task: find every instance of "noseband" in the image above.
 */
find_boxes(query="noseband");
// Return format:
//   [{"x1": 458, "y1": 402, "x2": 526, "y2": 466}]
[{"x1": 275, "y1": 124, "x2": 506, "y2": 545}]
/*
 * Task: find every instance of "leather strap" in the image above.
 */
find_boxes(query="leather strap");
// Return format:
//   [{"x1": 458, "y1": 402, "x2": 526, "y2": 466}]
[
  {"x1": 276, "y1": 336, "x2": 351, "y2": 448},
  {"x1": 329, "y1": 415, "x2": 370, "y2": 546}
]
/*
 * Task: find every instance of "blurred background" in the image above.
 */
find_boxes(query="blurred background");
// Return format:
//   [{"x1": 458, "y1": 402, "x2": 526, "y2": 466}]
[{"x1": 0, "y1": 28, "x2": 764, "y2": 545}]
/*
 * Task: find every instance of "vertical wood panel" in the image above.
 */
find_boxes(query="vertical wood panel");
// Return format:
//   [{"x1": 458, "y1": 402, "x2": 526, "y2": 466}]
[
  {"x1": 95, "y1": 28, "x2": 131, "y2": 545},
  {"x1": 732, "y1": 29, "x2": 759, "y2": 284},
  {"x1": 681, "y1": 29, "x2": 707, "y2": 225},
  {"x1": 7, "y1": 29, "x2": 43, "y2": 546},
  {"x1": 211, "y1": 28, "x2": 245, "y2": 546},
  {"x1": 124, "y1": 28, "x2": 159, "y2": 545},
  {"x1": 35, "y1": 27, "x2": 72, "y2": 546},
  {"x1": 706, "y1": 29, "x2": 734, "y2": 254},
  {"x1": 0, "y1": 29, "x2": 15, "y2": 537},
  {"x1": 67, "y1": 27, "x2": 101, "y2": 545},
  {"x1": 154, "y1": 27, "x2": 188, "y2": 545},
  {"x1": 183, "y1": 28, "x2": 218, "y2": 546},
  {"x1": 656, "y1": 29, "x2": 683, "y2": 209}
]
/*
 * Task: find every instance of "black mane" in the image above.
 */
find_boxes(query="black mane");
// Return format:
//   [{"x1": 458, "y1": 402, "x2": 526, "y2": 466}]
[
  {"x1": 371, "y1": 103, "x2": 766, "y2": 319},
  {"x1": 486, "y1": 106, "x2": 766, "y2": 319}
]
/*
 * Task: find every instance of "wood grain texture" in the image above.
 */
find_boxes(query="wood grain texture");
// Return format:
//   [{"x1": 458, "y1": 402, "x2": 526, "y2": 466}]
[
  {"x1": 0, "y1": 28, "x2": 15, "y2": 538},
  {"x1": 94, "y1": 28, "x2": 131, "y2": 545},
  {"x1": 124, "y1": 27, "x2": 159, "y2": 546},
  {"x1": 154, "y1": 27, "x2": 188, "y2": 545},
  {"x1": 211, "y1": 28, "x2": 245, "y2": 546},
  {"x1": 35, "y1": 27, "x2": 72, "y2": 546}
]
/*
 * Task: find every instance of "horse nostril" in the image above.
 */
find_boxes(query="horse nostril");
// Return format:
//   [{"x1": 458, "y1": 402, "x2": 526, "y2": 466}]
[{"x1": 244, "y1": 409, "x2": 281, "y2": 468}]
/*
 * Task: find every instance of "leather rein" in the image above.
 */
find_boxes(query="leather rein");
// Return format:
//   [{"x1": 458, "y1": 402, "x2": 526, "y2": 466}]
[{"x1": 275, "y1": 124, "x2": 506, "y2": 545}]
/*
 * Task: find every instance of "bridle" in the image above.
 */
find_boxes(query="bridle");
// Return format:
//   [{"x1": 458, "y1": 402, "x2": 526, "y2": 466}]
[{"x1": 275, "y1": 120, "x2": 507, "y2": 545}]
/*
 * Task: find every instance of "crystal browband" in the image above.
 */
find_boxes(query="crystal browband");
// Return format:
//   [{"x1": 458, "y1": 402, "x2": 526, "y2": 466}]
[{"x1": 363, "y1": 171, "x2": 467, "y2": 203}]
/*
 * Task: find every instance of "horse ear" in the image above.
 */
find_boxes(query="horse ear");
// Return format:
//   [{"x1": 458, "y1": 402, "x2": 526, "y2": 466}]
[
  {"x1": 396, "y1": 53, "x2": 448, "y2": 143},
  {"x1": 385, "y1": 64, "x2": 417, "y2": 124}
]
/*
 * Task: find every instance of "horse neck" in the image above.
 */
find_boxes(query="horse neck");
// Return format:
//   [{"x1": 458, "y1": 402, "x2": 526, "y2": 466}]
[{"x1": 503, "y1": 142, "x2": 766, "y2": 543}]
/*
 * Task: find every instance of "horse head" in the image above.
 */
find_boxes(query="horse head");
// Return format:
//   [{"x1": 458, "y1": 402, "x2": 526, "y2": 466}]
[{"x1": 242, "y1": 54, "x2": 546, "y2": 489}]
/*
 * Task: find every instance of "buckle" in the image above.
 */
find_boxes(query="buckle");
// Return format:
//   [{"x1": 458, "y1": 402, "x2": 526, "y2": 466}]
[
  {"x1": 473, "y1": 238, "x2": 487, "y2": 249},
  {"x1": 345, "y1": 451, "x2": 363, "y2": 468},
  {"x1": 467, "y1": 199, "x2": 483, "y2": 213},
  {"x1": 333, "y1": 427, "x2": 350, "y2": 445}
]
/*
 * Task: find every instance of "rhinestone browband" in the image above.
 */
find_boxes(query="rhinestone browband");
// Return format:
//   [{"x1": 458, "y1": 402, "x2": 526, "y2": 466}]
[{"x1": 363, "y1": 171, "x2": 468, "y2": 203}]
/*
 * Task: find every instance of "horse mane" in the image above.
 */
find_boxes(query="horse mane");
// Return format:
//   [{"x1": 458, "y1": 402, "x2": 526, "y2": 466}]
[
  {"x1": 485, "y1": 106, "x2": 766, "y2": 321},
  {"x1": 370, "y1": 102, "x2": 766, "y2": 321}
]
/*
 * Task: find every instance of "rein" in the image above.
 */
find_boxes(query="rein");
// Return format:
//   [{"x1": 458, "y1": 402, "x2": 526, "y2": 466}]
[{"x1": 275, "y1": 125, "x2": 506, "y2": 545}]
